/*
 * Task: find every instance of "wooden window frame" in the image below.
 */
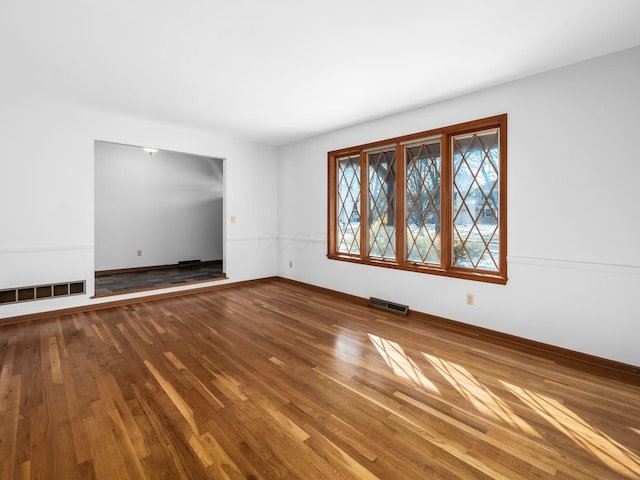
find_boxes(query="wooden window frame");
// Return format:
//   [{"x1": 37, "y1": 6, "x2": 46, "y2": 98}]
[{"x1": 328, "y1": 114, "x2": 508, "y2": 284}]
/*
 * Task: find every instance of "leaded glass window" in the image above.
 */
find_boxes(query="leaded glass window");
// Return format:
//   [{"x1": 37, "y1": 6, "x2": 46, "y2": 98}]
[
  {"x1": 406, "y1": 139, "x2": 441, "y2": 265},
  {"x1": 328, "y1": 115, "x2": 507, "y2": 284}
]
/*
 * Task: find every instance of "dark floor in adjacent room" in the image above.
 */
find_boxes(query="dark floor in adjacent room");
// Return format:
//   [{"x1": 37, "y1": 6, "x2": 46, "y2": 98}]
[{"x1": 95, "y1": 263, "x2": 224, "y2": 296}]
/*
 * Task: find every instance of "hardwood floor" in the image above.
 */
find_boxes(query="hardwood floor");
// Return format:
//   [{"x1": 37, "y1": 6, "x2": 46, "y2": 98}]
[{"x1": 1, "y1": 279, "x2": 639, "y2": 479}]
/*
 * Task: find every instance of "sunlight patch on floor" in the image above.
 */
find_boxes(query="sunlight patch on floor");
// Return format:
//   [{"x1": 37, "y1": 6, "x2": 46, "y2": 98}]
[
  {"x1": 502, "y1": 381, "x2": 640, "y2": 479},
  {"x1": 367, "y1": 334, "x2": 439, "y2": 394},
  {"x1": 423, "y1": 352, "x2": 539, "y2": 437}
]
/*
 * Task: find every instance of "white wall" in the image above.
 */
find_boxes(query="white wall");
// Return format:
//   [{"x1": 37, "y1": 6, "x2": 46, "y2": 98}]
[
  {"x1": 2, "y1": 44, "x2": 638, "y2": 367},
  {"x1": 0, "y1": 96, "x2": 278, "y2": 318},
  {"x1": 94, "y1": 142, "x2": 223, "y2": 271},
  {"x1": 277, "y1": 46, "x2": 640, "y2": 366}
]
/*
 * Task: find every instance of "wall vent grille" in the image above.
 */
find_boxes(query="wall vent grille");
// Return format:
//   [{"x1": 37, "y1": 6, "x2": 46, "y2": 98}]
[
  {"x1": 368, "y1": 297, "x2": 409, "y2": 316},
  {"x1": 0, "y1": 281, "x2": 85, "y2": 305}
]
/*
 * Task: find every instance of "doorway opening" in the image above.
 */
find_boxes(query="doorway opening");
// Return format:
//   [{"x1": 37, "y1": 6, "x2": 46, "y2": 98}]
[{"x1": 94, "y1": 141, "x2": 225, "y2": 296}]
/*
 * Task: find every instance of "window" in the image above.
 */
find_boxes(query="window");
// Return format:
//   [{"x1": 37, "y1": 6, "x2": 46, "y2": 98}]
[{"x1": 328, "y1": 114, "x2": 507, "y2": 284}]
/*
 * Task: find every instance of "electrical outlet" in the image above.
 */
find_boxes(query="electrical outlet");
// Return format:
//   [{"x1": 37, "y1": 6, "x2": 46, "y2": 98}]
[
  {"x1": 137, "y1": 250, "x2": 142, "y2": 256},
  {"x1": 289, "y1": 260, "x2": 293, "y2": 268},
  {"x1": 231, "y1": 215, "x2": 236, "y2": 223},
  {"x1": 466, "y1": 293, "x2": 474, "y2": 305}
]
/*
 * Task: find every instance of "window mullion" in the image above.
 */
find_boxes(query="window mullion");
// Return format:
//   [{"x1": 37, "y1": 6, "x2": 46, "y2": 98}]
[
  {"x1": 440, "y1": 135, "x2": 452, "y2": 269},
  {"x1": 328, "y1": 154, "x2": 336, "y2": 256},
  {"x1": 498, "y1": 125, "x2": 508, "y2": 274},
  {"x1": 395, "y1": 143, "x2": 405, "y2": 265},
  {"x1": 359, "y1": 151, "x2": 368, "y2": 261}
]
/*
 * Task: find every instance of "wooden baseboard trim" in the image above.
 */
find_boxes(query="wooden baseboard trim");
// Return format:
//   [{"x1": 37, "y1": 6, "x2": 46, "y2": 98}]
[
  {"x1": 0, "y1": 277, "x2": 277, "y2": 327},
  {"x1": 276, "y1": 277, "x2": 369, "y2": 305},
  {"x1": 410, "y1": 309, "x2": 640, "y2": 386},
  {"x1": 274, "y1": 277, "x2": 640, "y2": 387}
]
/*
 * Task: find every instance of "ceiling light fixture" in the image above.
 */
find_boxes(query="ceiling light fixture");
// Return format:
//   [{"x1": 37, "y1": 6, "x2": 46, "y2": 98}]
[{"x1": 143, "y1": 147, "x2": 158, "y2": 155}]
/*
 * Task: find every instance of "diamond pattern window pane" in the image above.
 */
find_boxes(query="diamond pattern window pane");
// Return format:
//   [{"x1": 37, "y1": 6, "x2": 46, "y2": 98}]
[
  {"x1": 368, "y1": 150, "x2": 396, "y2": 259},
  {"x1": 405, "y1": 141, "x2": 441, "y2": 265},
  {"x1": 452, "y1": 129, "x2": 500, "y2": 271},
  {"x1": 336, "y1": 155, "x2": 361, "y2": 254}
]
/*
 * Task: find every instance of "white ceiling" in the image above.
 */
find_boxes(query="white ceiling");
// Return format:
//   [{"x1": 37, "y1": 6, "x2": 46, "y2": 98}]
[{"x1": 2, "y1": 0, "x2": 640, "y2": 146}]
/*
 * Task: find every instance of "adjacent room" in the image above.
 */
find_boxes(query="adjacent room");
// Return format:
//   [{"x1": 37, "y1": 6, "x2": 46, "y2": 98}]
[
  {"x1": 94, "y1": 141, "x2": 225, "y2": 295},
  {"x1": 1, "y1": 1, "x2": 639, "y2": 479}
]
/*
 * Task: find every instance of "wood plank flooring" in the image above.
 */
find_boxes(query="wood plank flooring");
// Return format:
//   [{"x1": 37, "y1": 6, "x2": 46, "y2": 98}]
[{"x1": 1, "y1": 279, "x2": 639, "y2": 479}]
